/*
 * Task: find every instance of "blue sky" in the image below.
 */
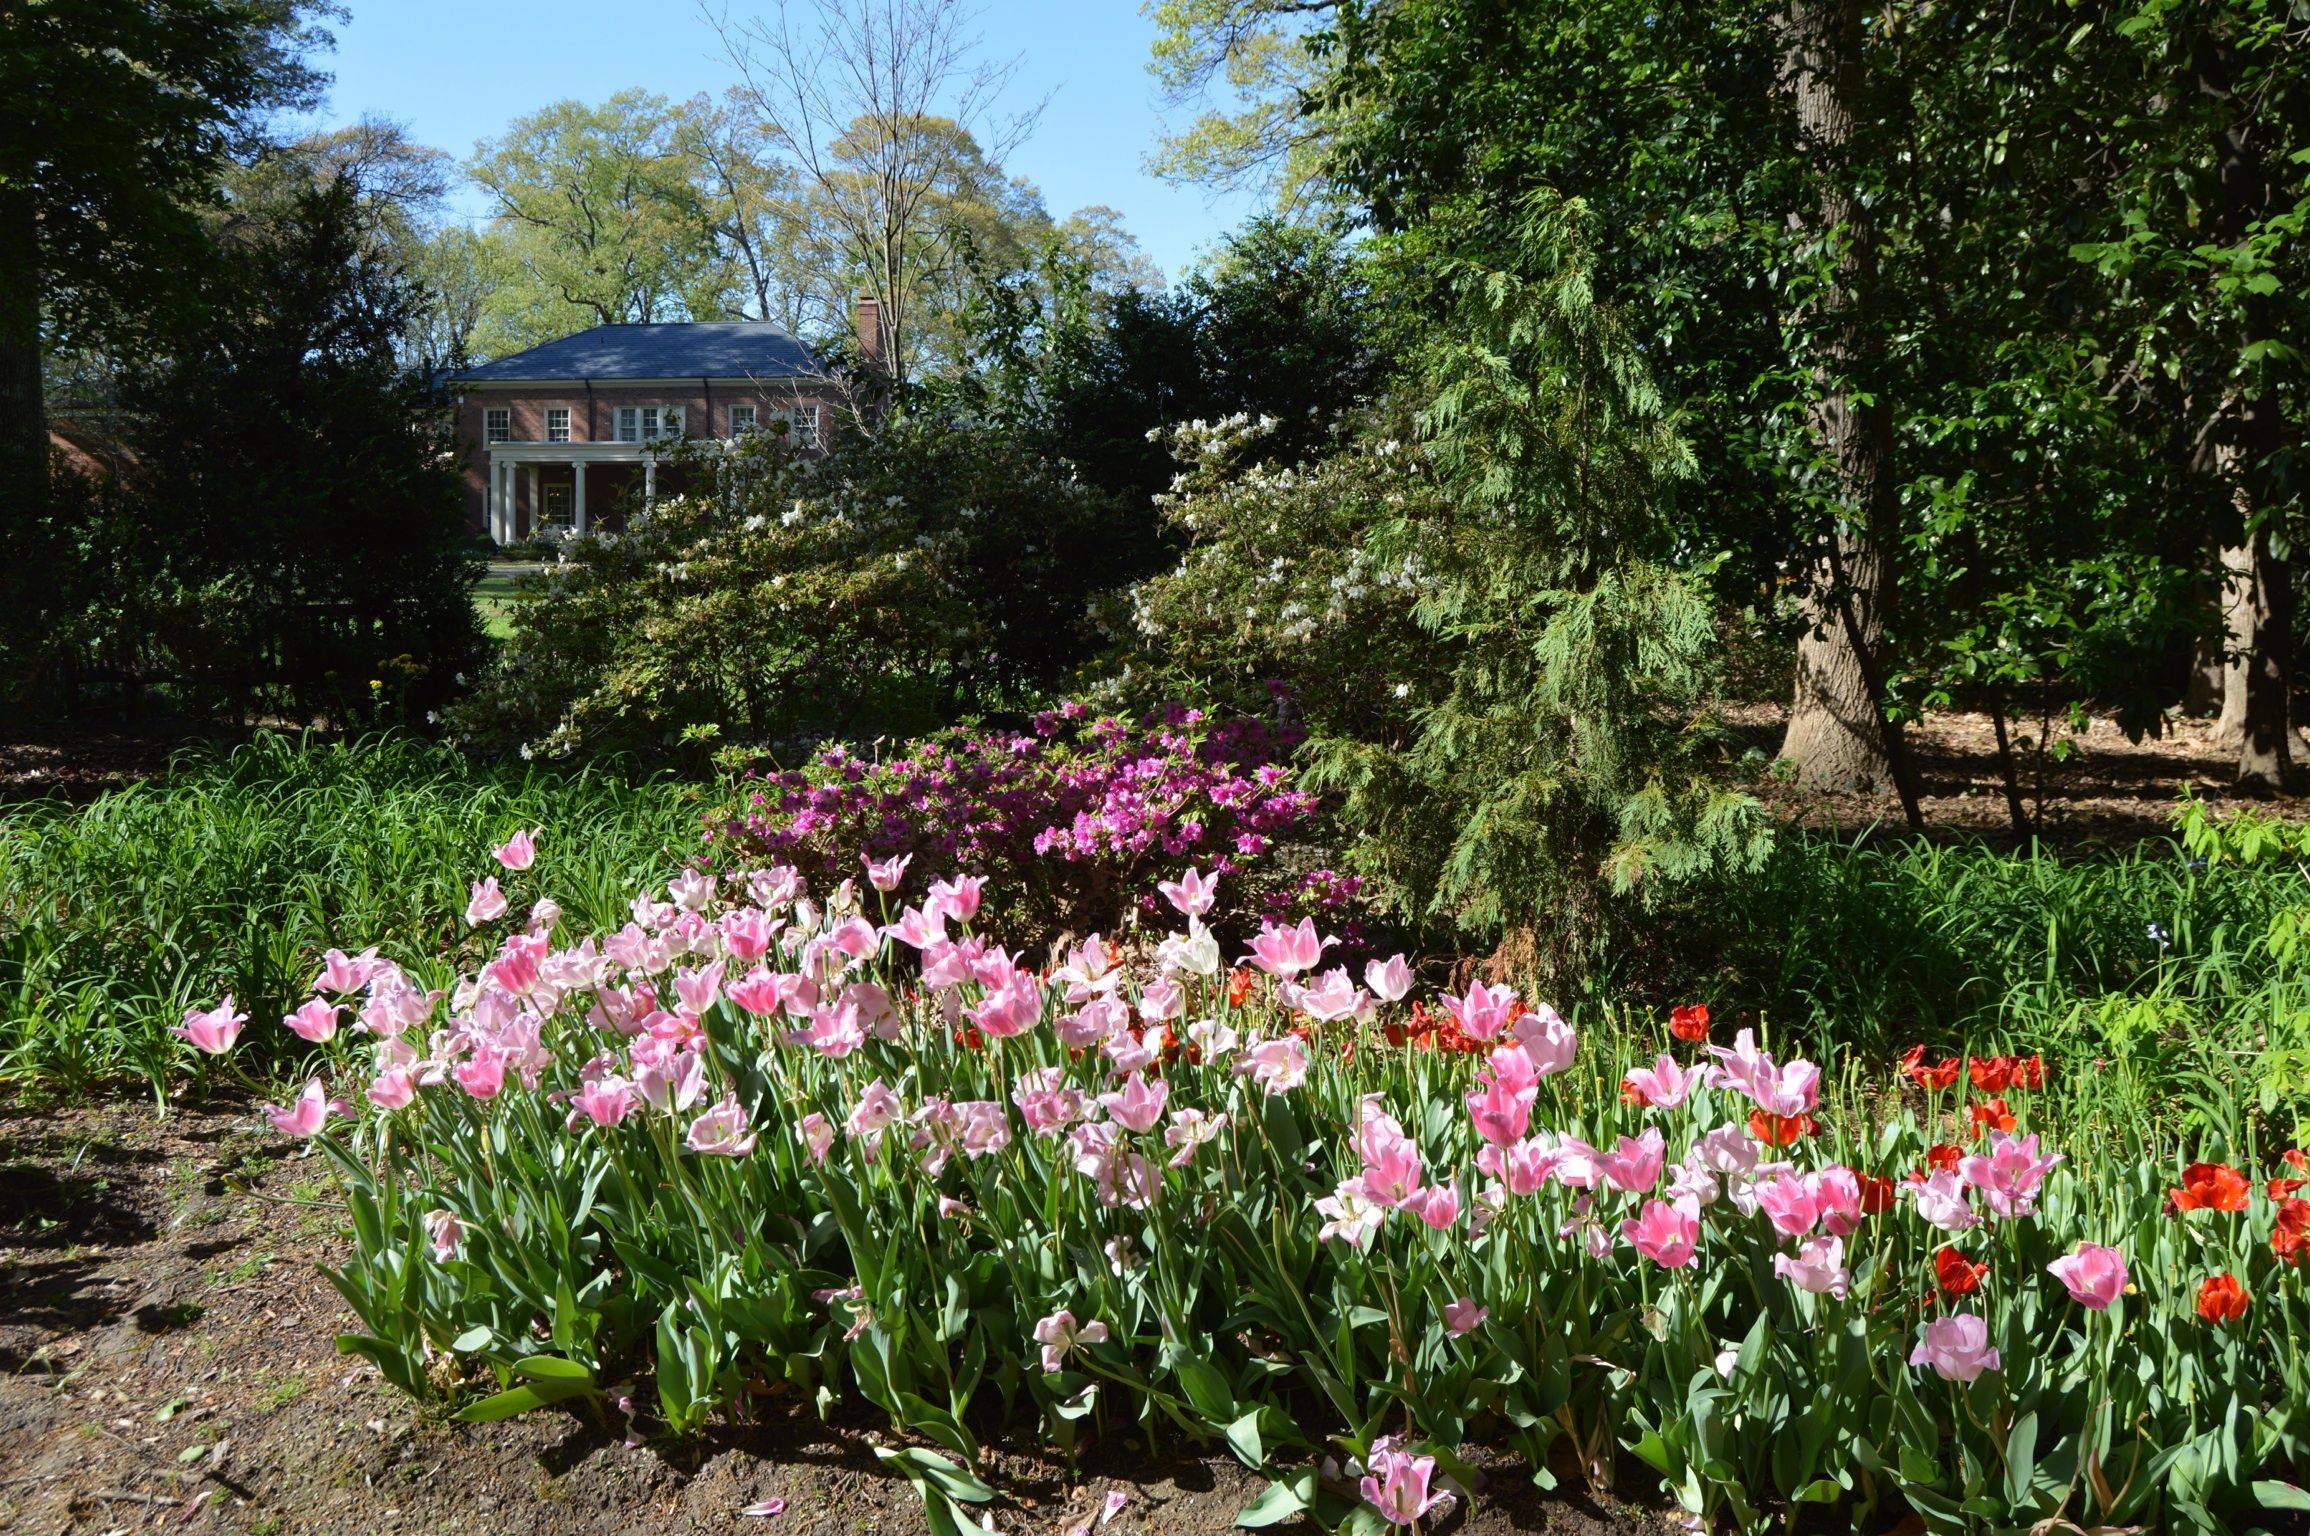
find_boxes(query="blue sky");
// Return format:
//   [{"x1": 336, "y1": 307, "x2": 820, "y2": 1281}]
[{"x1": 311, "y1": 0, "x2": 1261, "y2": 280}]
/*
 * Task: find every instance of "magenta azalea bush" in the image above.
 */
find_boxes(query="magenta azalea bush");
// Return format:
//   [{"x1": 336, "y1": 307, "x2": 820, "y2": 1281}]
[
  {"x1": 217, "y1": 835, "x2": 2309, "y2": 1535},
  {"x1": 706, "y1": 701, "x2": 1367, "y2": 947}
]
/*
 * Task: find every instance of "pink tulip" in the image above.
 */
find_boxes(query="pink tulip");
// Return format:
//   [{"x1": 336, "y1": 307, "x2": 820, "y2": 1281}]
[
  {"x1": 1316, "y1": 1179, "x2": 1385, "y2": 1249},
  {"x1": 1511, "y1": 1005, "x2": 1578, "y2": 1075},
  {"x1": 453, "y1": 1050, "x2": 506, "y2": 1100},
  {"x1": 1360, "y1": 1443, "x2": 1444, "y2": 1527},
  {"x1": 1621, "y1": 1053, "x2": 1701, "y2": 1109},
  {"x1": 283, "y1": 997, "x2": 340, "y2": 1044},
  {"x1": 1364, "y1": 953, "x2": 1413, "y2": 1003},
  {"x1": 262, "y1": 1078, "x2": 336, "y2": 1138},
  {"x1": 1443, "y1": 1296, "x2": 1488, "y2": 1337},
  {"x1": 727, "y1": 968, "x2": 783, "y2": 1016},
  {"x1": 673, "y1": 961, "x2": 725, "y2": 1016},
  {"x1": 1032, "y1": 1309, "x2": 1109, "y2": 1372},
  {"x1": 720, "y1": 908, "x2": 777, "y2": 960},
  {"x1": 1757, "y1": 1170, "x2": 1824, "y2": 1238},
  {"x1": 847, "y1": 1079, "x2": 903, "y2": 1140},
  {"x1": 175, "y1": 997, "x2": 247, "y2": 1055},
  {"x1": 1440, "y1": 979, "x2": 1518, "y2": 1041},
  {"x1": 927, "y1": 874, "x2": 984, "y2": 924},
  {"x1": 1156, "y1": 865, "x2": 1219, "y2": 917},
  {"x1": 424, "y1": 1208, "x2": 465, "y2": 1261},
  {"x1": 1910, "y1": 1313, "x2": 2001, "y2": 1381},
  {"x1": 862, "y1": 852, "x2": 912, "y2": 892},
  {"x1": 1907, "y1": 1168, "x2": 1980, "y2": 1232},
  {"x1": 1772, "y1": 1234, "x2": 1850, "y2": 1298},
  {"x1": 1958, "y1": 1132, "x2": 2062, "y2": 1220},
  {"x1": 1242, "y1": 1035, "x2": 1309, "y2": 1094},
  {"x1": 1246, "y1": 916, "x2": 1331, "y2": 978},
  {"x1": 685, "y1": 1094, "x2": 758, "y2": 1157},
  {"x1": 1813, "y1": 1165, "x2": 1866, "y2": 1237},
  {"x1": 1481, "y1": 1136, "x2": 1569, "y2": 1196},
  {"x1": 955, "y1": 1099, "x2": 1011, "y2": 1158},
  {"x1": 1163, "y1": 1107, "x2": 1226, "y2": 1167},
  {"x1": 1099, "y1": 1073, "x2": 1170, "y2": 1133},
  {"x1": 2047, "y1": 1243, "x2": 2128, "y2": 1310},
  {"x1": 572, "y1": 1076, "x2": 635, "y2": 1128},
  {"x1": 1013, "y1": 1068, "x2": 1087, "y2": 1134},
  {"x1": 1597, "y1": 1129, "x2": 1666, "y2": 1194},
  {"x1": 1357, "y1": 1123, "x2": 1425, "y2": 1208},
  {"x1": 1465, "y1": 1071, "x2": 1536, "y2": 1148},
  {"x1": 1296, "y1": 966, "x2": 1367, "y2": 1022},
  {"x1": 1620, "y1": 1196, "x2": 1701, "y2": 1268},
  {"x1": 1706, "y1": 1028, "x2": 1820, "y2": 1117},
  {"x1": 491, "y1": 828, "x2": 538, "y2": 871},
  {"x1": 797, "y1": 1112, "x2": 834, "y2": 1163},
  {"x1": 366, "y1": 1065, "x2": 418, "y2": 1110},
  {"x1": 314, "y1": 947, "x2": 380, "y2": 994},
  {"x1": 1138, "y1": 975, "x2": 1186, "y2": 1023},
  {"x1": 1405, "y1": 1183, "x2": 1461, "y2": 1229},
  {"x1": 466, "y1": 877, "x2": 508, "y2": 925}
]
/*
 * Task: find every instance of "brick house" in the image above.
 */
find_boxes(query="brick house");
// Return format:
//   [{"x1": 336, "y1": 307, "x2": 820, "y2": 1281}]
[{"x1": 451, "y1": 311, "x2": 870, "y2": 544}]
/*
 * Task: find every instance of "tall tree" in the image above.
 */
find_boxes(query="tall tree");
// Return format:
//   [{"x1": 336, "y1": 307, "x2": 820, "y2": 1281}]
[
  {"x1": 712, "y1": 0, "x2": 1044, "y2": 392},
  {"x1": 0, "y1": 0, "x2": 328, "y2": 628},
  {"x1": 1144, "y1": 0, "x2": 1341, "y2": 213},
  {"x1": 468, "y1": 91, "x2": 725, "y2": 348}
]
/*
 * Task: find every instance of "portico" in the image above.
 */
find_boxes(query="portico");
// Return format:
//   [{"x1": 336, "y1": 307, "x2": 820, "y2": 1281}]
[{"x1": 483, "y1": 441, "x2": 664, "y2": 544}]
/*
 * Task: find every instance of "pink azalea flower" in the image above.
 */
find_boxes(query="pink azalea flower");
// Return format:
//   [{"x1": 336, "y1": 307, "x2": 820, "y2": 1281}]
[
  {"x1": 1099, "y1": 1073, "x2": 1170, "y2": 1133},
  {"x1": 1360, "y1": 1444, "x2": 1443, "y2": 1527},
  {"x1": 1443, "y1": 1296, "x2": 1488, "y2": 1336},
  {"x1": 465, "y1": 877, "x2": 508, "y2": 925},
  {"x1": 685, "y1": 1093, "x2": 758, "y2": 1157},
  {"x1": 175, "y1": 997, "x2": 247, "y2": 1055},
  {"x1": 1364, "y1": 953, "x2": 1413, "y2": 1003},
  {"x1": 1910, "y1": 1313, "x2": 2002, "y2": 1381},
  {"x1": 1440, "y1": 979, "x2": 1519, "y2": 1041},
  {"x1": 1246, "y1": 916, "x2": 1331, "y2": 977},
  {"x1": 1156, "y1": 865, "x2": 1219, "y2": 917},
  {"x1": 262, "y1": 1078, "x2": 337, "y2": 1138},
  {"x1": 862, "y1": 852, "x2": 912, "y2": 892},
  {"x1": 2047, "y1": 1243, "x2": 2128, "y2": 1310},
  {"x1": 491, "y1": 828, "x2": 538, "y2": 871},
  {"x1": 1621, "y1": 1053, "x2": 1701, "y2": 1109},
  {"x1": 1032, "y1": 1309, "x2": 1109, "y2": 1372},
  {"x1": 1620, "y1": 1195, "x2": 1702, "y2": 1268},
  {"x1": 1958, "y1": 1132, "x2": 2062, "y2": 1220},
  {"x1": 283, "y1": 997, "x2": 340, "y2": 1044},
  {"x1": 1772, "y1": 1234, "x2": 1850, "y2": 1298},
  {"x1": 1597, "y1": 1129, "x2": 1666, "y2": 1194}
]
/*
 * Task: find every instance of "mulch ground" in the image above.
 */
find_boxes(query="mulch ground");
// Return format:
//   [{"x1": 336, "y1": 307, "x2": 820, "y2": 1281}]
[{"x1": 0, "y1": 1097, "x2": 1659, "y2": 1536}]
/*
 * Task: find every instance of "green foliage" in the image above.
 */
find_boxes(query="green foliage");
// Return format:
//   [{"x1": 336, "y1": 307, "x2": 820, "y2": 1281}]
[
  {"x1": 0, "y1": 734, "x2": 697, "y2": 1099},
  {"x1": 455, "y1": 413, "x2": 1138, "y2": 763},
  {"x1": 1132, "y1": 197, "x2": 1770, "y2": 957}
]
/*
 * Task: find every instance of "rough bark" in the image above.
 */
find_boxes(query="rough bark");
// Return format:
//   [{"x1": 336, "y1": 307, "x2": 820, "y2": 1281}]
[
  {"x1": 2210, "y1": 537, "x2": 2252, "y2": 750},
  {"x1": 2234, "y1": 517, "x2": 2291, "y2": 791},
  {"x1": 0, "y1": 172, "x2": 44, "y2": 557},
  {"x1": 1773, "y1": 0, "x2": 1924, "y2": 826}
]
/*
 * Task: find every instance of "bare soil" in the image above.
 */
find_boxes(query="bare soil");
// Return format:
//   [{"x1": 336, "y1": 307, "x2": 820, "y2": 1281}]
[
  {"x1": 0, "y1": 1098, "x2": 1660, "y2": 1536},
  {"x1": 1727, "y1": 707, "x2": 2310, "y2": 842}
]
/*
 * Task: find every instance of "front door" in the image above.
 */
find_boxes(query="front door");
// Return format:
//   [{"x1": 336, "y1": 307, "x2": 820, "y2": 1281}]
[{"x1": 541, "y1": 483, "x2": 573, "y2": 533}]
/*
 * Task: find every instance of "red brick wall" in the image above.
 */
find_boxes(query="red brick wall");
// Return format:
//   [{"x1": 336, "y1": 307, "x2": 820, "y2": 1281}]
[{"x1": 456, "y1": 382, "x2": 847, "y2": 537}]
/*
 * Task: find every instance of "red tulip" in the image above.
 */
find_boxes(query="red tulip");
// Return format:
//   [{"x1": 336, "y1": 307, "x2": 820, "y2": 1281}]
[
  {"x1": 1934, "y1": 1245, "x2": 1987, "y2": 1297},
  {"x1": 2195, "y1": 1272, "x2": 2250, "y2": 1323},
  {"x1": 1669, "y1": 1003, "x2": 1711, "y2": 1042},
  {"x1": 2169, "y1": 1162, "x2": 2251, "y2": 1214}
]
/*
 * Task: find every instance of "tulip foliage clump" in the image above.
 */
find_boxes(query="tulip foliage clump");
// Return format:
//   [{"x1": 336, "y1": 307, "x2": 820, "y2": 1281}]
[{"x1": 229, "y1": 834, "x2": 2310, "y2": 1535}]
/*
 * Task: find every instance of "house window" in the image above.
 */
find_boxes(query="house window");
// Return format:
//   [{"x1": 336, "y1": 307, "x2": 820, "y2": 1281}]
[
  {"x1": 776, "y1": 403, "x2": 821, "y2": 450},
  {"x1": 484, "y1": 407, "x2": 511, "y2": 444},
  {"x1": 614, "y1": 405, "x2": 685, "y2": 442},
  {"x1": 728, "y1": 403, "x2": 757, "y2": 436},
  {"x1": 545, "y1": 407, "x2": 571, "y2": 443}
]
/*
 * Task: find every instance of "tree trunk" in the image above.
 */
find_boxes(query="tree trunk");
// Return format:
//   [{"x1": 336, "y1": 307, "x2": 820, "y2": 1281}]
[
  {"x1": 0, "y1": 171, "x2": 45, "y2": 562},
  {"x1": 2210, "y1": 537, "x2": 2252, "y2": 749},
  {"x1": 2233, "y1": 517, "x2": 2290, "y2": 792},
  {"x1": 1773, "y1": 0, "x2": 1924, "y2": 826}
]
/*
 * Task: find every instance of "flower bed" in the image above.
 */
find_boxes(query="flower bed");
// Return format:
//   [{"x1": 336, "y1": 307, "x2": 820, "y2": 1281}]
[{"x1": 203, "y1": 835, "x2": 2308, "y2": 1534}]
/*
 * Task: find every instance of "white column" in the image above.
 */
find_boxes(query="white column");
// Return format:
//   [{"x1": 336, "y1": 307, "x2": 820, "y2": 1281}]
[
  {"x1": 486, "y1": 454, "x2": 502, "y2": 544},
  {"x1": 643, "y1": 453, "x2": 657, "y2": 507},
  {"x1": 573, "y1": 460, "x2": 587, "y2": 534}
]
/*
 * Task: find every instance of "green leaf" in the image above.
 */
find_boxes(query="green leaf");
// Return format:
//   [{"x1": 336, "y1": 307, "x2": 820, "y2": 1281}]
[
  {"x1": 2256, "y1": 1480, "x2": 2310, "y2": 1512},
  {"x1": 1234, "y1": 1470, "x2": 1312, "y2": 1528}
]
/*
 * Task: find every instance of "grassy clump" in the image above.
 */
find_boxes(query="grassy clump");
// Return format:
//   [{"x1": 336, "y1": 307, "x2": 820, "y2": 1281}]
[{"x1": 0, "y1": 733, "x2": 700, "y2": 1098}]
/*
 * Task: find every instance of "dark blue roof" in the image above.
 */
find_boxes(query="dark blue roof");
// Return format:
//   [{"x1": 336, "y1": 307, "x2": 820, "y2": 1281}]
[{"x1": 454, "y1": 323, "x2": 829, "y2": 383}]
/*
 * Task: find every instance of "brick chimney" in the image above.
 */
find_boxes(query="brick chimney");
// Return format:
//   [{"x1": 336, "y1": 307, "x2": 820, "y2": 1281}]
[{"x1": 853, "y1": 293, "x2": 885, "y2": 374}]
